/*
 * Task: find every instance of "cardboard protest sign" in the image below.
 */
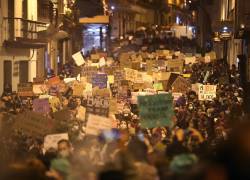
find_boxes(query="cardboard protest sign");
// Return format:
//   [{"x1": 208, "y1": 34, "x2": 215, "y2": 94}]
[
  {"x1": 198, "y1": 84, "x2": 217, "y2": 101},
  {"x1": 156, "y1": 50, "x2": 163, "y2": 55},
  {"x1": 81, "y1": 66, "x2": 98, "y2": 82},
  {"x1": 18, "y1": 83, "x2": 33, "y2": 97},
  {"x1": 86, "y1": 96, "x2": 110, "y2": 117},
  {"x1": 133, "y1": 83, "x2": 145, "y2": 90},
  {"x1": 171, "y1": 76, "x2": 191, "y2": 94},
  {"x1": 86, "y1": 114, "x2": 114, "y2": 136},
  {"x1": 44, "y1": 133, "x2": 69, "y2": 151},
  {"x1": 72, "y1": 51, "x2": 85, "y2": 66},
  {"x1": 48, "y1": 76, "x2": 61, "y2": 86},
  {"x1": 138, "y1": 94, "x2": 174, "y2": 128},
  {"x1": 165, "y1": 73, "x2": 180, "y2": 91},
  {"x1": 152, "y1": 72, "x2": 171, "y2": 81},
  {"x1": 134, "y1": 72, "x2": 144, "y2": 83},
  {"x1": 108, "y1": 75, "x2": 114, "y2": 84},
  {"x1": 99, "y1": 57, "x2": 106, "y2": 67},
  {"x1": 146, "y1": 60, "x2": 154, "y2": 74},
  {"x1": 91, "y1": 54, "x2": 100, "y2": 61},
  {"x1": 109, "y1": 98, "x2": 118, "y2": 114},
  {"x1": 182, "y1": 74, "x2": 191, "y2": 78},
  {"x1": 184, "y1": 57, "x2": 196, "y2": 64},
  {"x1": 33, "y1": 98, "x2": 50, "y2": 114},
  {"x1": 119, "y1": 53, "x2": 132, "y2": 68},
  {"x1": 92, "y1": 74, "x2": 108, "y2": 89},
  {"x1": 142, "y1": 74, "x2": 153, "y2": 83},
  {"x1": 13, "y1": 111, "x2": 54, "y2": 137},
  {"x1": 92, "y1": 87, "x2": 110, "y2": 97},
  {"x1": 163, "y1": 50, "x2": 170, "y2": 55},
  {"x1": 72, "y1": 82, "x2": 85, "y2": 96},
  {"x1": 175, "y1": 51, "x2": 181, "y2": 56},
  {"x1": 84, "y1": 83, "x2": 92, "y2": 94},
  {"x1": 124, "y1": 68, "x2": 138, "y2": 82},
  {"x1": 120, "y1": 80, "x2": 130, "y2": 86},
  {"x1": 166, "y1": 59, "x2": 184, "y2": 72},
  {"x1": 33, "y1": 84, "x2": 47, "y2": 95}
]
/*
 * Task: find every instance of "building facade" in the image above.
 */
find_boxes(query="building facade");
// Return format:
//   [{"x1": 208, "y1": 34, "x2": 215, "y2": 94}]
[
  {"x1": 0, "y1": 0, "x2": 72, "y2": 94},
  {"x1": 0, "y1": 0, "x2": 47, "y2": 94},
  {"x1": 108, "y1": 0, "x2": 168, "y2": 39}
]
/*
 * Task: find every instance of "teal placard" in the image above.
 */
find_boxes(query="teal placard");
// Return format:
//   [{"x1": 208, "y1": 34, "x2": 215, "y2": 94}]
[{"x1": 138, "y1": 94, "x2": 174, "y2": 128}]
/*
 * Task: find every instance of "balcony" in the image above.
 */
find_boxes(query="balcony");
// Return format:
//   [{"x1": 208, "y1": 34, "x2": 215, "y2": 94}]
[{"x1": 2, "y1": 17, "x2": 48, "y2": 49}]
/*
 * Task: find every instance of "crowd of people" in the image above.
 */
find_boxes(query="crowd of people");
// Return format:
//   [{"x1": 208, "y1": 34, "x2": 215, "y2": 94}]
[{"x1": 0, "y1": 31, "x2": 249, "y2": 180}]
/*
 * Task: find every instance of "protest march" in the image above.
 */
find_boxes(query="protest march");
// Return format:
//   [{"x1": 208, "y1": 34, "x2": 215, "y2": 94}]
[{"x1": 0, "y1": 39, "x2": 248, "y2": 180}]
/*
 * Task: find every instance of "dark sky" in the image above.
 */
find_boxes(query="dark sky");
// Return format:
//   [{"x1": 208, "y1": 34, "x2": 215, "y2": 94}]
[{"x1": 75, "y1": 0, "x2": 104, "y2": 17}]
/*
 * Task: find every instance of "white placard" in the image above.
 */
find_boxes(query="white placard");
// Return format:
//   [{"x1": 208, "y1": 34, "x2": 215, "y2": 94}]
[
  {"x1": 91, "y1": 54, "x2": 100, "y2": 60},
  {"x1": 198, "y1": 84, "x2": 217, "y2": 101},
  {"x1": 163, "y1": 50, "x2": 170, "y2": 55},
  {"x1": 86, "y1": 114, "x2": 114, "y2": 136},
  {"x1": 44, "y1": 133, "x2": 69, "y2": 151},
  {"x1": 64, "y1": 78, "x2": 76, "y2": 84},
  {"x1": 99, "y1": 57, "x2": 106, "y2": 67},
  {"x1": 72, "y1": 51, "x2": 85, "y2": 66},
  {"x1": 33, "y1": 84, "x2": 47, "y2": 94}
]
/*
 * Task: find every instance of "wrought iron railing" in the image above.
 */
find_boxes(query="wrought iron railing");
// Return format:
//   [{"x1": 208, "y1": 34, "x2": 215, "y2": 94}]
[{"x1": 3, "y1": 17, "x2": 47, "y2": 41}]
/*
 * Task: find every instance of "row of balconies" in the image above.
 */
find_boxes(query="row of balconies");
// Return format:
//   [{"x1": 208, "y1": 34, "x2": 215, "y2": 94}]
[{"x1": 2, "y1": 17, "x2": 48, "y2": 48}]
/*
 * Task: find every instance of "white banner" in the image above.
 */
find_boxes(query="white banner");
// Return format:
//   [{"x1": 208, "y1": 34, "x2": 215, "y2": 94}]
[
  {"x1": 198, "y1": 84, "x2": 217, "y2": 101},
  {"x1": 86, "y1": 114, "x2": 114, "y2": 136},
  {"x1": 72, "y1": 51, "x2": 85, "y2": 66}
]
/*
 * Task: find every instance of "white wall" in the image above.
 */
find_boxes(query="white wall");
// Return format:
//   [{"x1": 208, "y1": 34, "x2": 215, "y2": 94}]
[
  {"x1": 0, "y1": 0, "x2": 39, "y2": 94},
  {"x1": 27, "y1": 0, "x2": 38, "y2": 81}
]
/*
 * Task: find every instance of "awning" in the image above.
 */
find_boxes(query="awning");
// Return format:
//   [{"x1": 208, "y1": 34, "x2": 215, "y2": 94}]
[
  {"x1": 4, "y1": 38, "x2": 47, "y2": 49},
  {"x1": 79, "y1": 15, "x2": 109, "y2": 24}
]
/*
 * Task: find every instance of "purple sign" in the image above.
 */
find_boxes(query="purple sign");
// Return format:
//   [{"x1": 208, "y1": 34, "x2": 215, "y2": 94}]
[
  {"x1": 33, "y1": 99, "x2": 50, "y2": 114},
  {"x1": 92, "y1": 74, "x2": 108, "y2": 89}
]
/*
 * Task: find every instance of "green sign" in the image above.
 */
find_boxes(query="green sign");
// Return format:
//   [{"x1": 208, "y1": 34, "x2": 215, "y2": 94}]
[
  {"x1": 153, "y1": 83, "x2": 164, "y2": 91},
  {"x1": 138, "y1": 94, "x2": 174, "y2": 128}
]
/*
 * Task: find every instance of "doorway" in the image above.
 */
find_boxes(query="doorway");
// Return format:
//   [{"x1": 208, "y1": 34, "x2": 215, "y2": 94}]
[
  {"x1": 19, "y1": 61, "x2": 29, "y2": 83},
  {"x1": 4, "y1": 60, "x2": 12, "y2": 92}
]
